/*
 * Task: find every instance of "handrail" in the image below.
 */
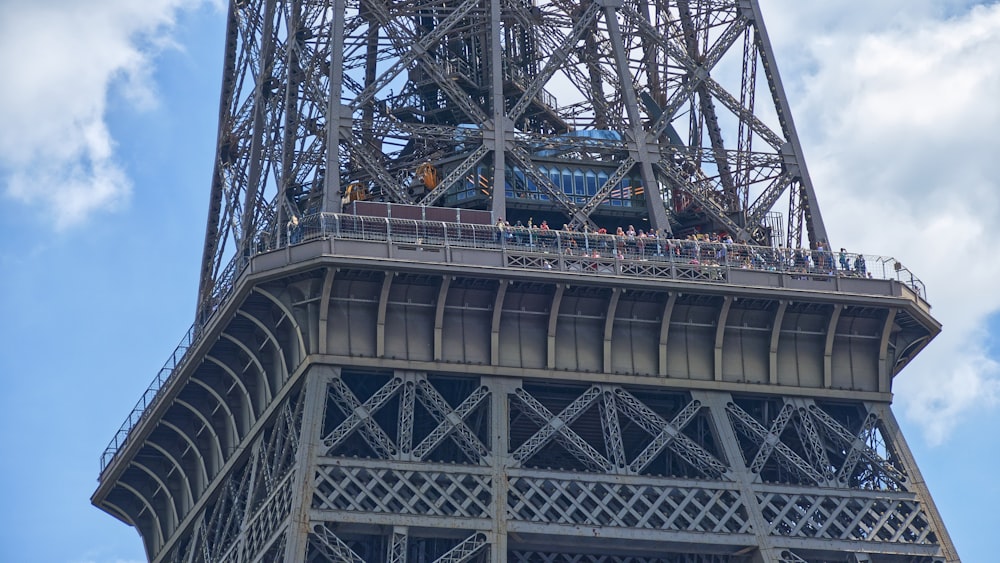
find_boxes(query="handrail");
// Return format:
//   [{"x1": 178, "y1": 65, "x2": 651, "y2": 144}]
[{"x1": 99, "y1": 211, "x2": 928, "y2": 476}]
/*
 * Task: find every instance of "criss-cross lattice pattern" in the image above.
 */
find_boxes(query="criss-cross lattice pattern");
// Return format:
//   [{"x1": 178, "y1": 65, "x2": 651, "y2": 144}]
[
  {"x1": 508, "y1": 475, "x2": 751, "y2": 534},
  {"x1": 726, "y1": 399, "x2": 909, "y2": 490},
  {"x1": 511, "y1": 385, "x2": 728, "y2": 479},
  {"x1": 321, "y1": 372, "x2": 491, "y2": 465},
  {"x1": 313, "y1": 464, "x2": 493, "y2": 519},
  {"x1": 308, "y1": 523, "x2": 368, "y2": 563},
  {"x1": 165, "y1": 394, "x2": 302, "y2": 563},
  {"x1": 508, "y1": 552, "x2": 751, "y2": 563},
  {"x1": 759, "y1": 492, "x2": 938, "y2": 544}
]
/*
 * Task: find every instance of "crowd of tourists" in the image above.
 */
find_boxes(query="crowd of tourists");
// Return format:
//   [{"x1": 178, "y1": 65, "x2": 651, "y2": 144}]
[{"x1": 494, "y1": 218, "x2": 871, "y2": 278}]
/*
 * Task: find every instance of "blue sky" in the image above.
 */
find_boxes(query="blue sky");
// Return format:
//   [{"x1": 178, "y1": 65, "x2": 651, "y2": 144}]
[{"x1": 1, "y1": 1, "x2": 999, "y2": 561}]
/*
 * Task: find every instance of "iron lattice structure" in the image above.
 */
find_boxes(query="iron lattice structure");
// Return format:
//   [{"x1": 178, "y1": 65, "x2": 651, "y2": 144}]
[
  {"x1": 198, "y1": 0, "x2": 827, "y2": 320},
  {"x1": 92, "y1": 0, "x2": 960, "y2": 562}
]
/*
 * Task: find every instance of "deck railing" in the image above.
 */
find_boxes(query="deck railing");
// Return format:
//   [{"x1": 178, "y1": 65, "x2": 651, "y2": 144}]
[{"x1": 99, "y1": 212, "x2": 927, "y2": 475}]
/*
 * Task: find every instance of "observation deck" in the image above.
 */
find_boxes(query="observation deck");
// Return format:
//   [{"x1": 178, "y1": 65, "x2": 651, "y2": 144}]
[{"x1": 93, "y1": 211, "x2": 944, "y2": 562}]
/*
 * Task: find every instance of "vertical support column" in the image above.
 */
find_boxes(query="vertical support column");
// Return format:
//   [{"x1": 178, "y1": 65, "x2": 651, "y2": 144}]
[
  {"x1": 277, "y1": 0, "x2": 303, "y2": 236},
  {"x1": 318, "y1": 267, "x2": 335, "y2": 355},
  {"x1": 547, "y1": 284, "x2": 565, "y2": 370},
  {"x1": 240, "y1": 0, "x2": 279, "y2": 251},
  {"x1": 746, "y1": 0, "x2": 829, "y2": 245},
  {"x1": 377, "y1": 272, "x2": 394, "y2": 358},
  {"x1": 878, "y1": 308, "x2": 897, "y2": 392},
  {"x1": 715, "y1": 295, "x2": 733, "y2": 381},
  {"x1": 488, "y1": 0, "x2": 506, "y2": 222},
  {"x1": 323, "y1": 0, "x2": 346, "y2": 213},
  {"x1": 488, "y1": 376, "x2": 517, "y2": 562},
  {"x1": 387, "y1": 526, "x2": 409, "y2": 563},
  {"x1": 284, "y1": 365, "x2": 337, "y2": 560},
  {"x1": 824, "y1": 304, "x2": 843, "y2": 388},
  {"x1": 396, "y1": 370, "x2": 418, "y2": 462},
  {"x1": 694, "y1": 390, "x2": 783, "y2": 562},
  {"x1": 601, "y1": 0, "x2": 672, "y2": 234},
  {"x1": 658, "y1": 292, "x2": 677, "y2": 376},
  {"x1": 491, "y1": 280, "x2": 508, "y2": 366},
  {"x1": 603, "y1": 288, "x2": 621, "y2": 373},
  {"x1": 434, "y1": 276, "x2": 452, "y2": 361},
  {"x1": 769, "y1": 300, "x2": 787, "y2": 384}
]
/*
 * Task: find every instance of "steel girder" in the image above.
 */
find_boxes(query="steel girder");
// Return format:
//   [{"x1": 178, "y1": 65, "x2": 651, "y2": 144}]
[{"x1": 197, "y1": 0, "x2": 831, "y2": 320}]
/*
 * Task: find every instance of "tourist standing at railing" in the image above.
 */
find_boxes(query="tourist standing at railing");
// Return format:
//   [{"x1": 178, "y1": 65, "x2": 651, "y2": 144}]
[
  {"x1": 854, "y1": 254, "x2": 867, "y2": 277},
  {"x1": 839, "y1": 247, "x2": 849, "y2": 271},
  {"x1": 287, "y1": 215, "x2": 301, "y2": 244}
]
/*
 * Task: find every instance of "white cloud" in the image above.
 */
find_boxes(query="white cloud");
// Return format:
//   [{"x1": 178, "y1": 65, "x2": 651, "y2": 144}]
[
  {"x1": 761, "y1": 1, "x2": 1000, "y2": 443},
  {"x1": 0, "y1": 0, "x2": 208, "y2": 229}
]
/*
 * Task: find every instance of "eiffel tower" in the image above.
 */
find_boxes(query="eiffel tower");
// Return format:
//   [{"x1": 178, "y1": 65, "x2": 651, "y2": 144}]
[{"x1": 91, "y1": 0, "x2": 959, "y2": 561}]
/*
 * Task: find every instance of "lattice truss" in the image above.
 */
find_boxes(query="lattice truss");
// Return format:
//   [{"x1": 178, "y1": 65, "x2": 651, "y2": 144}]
[
  {"x1": 198, "y1": 0, "x2": 830, "y2": 315},
  {"x1": 165, "y1": 392, "x2": 304, "y2": 563},
  {"x1": 307, "y1": 525, "x2": 489, "y2": 563},
  {"x1": 310, "y1": 373, "x2": 943, "y2": 554},
  {"x1": 508, "y1": 554, "x2": 750, "y2": 563}
]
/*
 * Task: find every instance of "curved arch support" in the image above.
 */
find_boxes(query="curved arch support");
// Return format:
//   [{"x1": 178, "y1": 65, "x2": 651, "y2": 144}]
[
  {"x1": 376, "y1": 272, "x2": 393, "y2": 358},
  {"x1": 205, "y1": 354, "x2": 258, "y2": 431},
  {"x1": 318, "y1": 267, "x2": 335, "y2": 354},
  {"x1": 119, "y1": 480, "x2": 165, "y2": 555},
  {"x1": 603, "y1": 287, "x2": 621, "y2": 373},
  {"x1": 433, "y1": 275, "x2": 451, "y2": 361},
  {"x1": 658, "y1": 292, "x2": 677, "y2": 377},
  {"x1": 236, "y1": 308, "x2": 292, "y2": 390},
  {"x1": 131, "y1": 460, "x2": 180, "y2": 536},
  {"x1": 253, "y1": 286, "x2": 309, "y2": 364},
  {"x1": 220, "y1": 332, "x2": 274, "y2": 405},
  {"x1": 190, "y1": 376, "x2": 241, "y2": 454},
  {"x1": 715, "y1": 296, "x2": 733, "y2": 381},
  {"x1": 824, "y1": 304, "x2": 843, "y2": 388},
  {"x1": 103, "y1": 499, "x2": 136, "y2": 527},
  {"x1": 547, "y1": 284, "x2": 565, "y2": 370},
  {"x1": 878, "y1": 308, "x2": 898, "y2": 393},
  {"x1": 161, "y1": 418, "x2": 210, "y2": 495},
  {"x1": 146, "y1": 439, "x2": 195, "y2": 515},
  {"x1": 490, "y1": 280, "x2": 508, "y2": 366},
  {"x1": 174, "y1": 398, "x2": 225, "y2": 478},
  {"x1": 770, "y1": 300, "x2": 788, "y2": 384}
]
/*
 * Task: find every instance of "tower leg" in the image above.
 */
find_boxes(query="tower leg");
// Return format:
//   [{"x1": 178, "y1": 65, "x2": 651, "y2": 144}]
[{"x1": 284, "y1": 366, "x2": 337, "y2": 561}]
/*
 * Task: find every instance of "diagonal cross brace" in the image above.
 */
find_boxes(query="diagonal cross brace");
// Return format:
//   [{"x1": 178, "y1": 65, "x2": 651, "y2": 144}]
[
  {"x1": 348, "y1": 0, "x2": 483, "y2": 113},
  {"x1": 511, "y1": 386, "x2": 611, "y2": 472},
  {"x1": 412, "y1": 381, "x2": 490, "y2": 463},
  {"x1": 309, "y1": 524, "x2": 367, "y2": 563},
  {"x1": 613, "y1": 389, "x2": 729, "y2": 478},
  {"x1": 726, "y1": 402, "x2": 825, "y2": 485},
  {"x1": 418, "y1": 144, "x2": 491, "y2": 206},
  {"x1": 507, "y1": 1, "x2": 602, "y2": 122},
  {"x1": 322, "y1": 377, "x2": 402, "y2": 458},
  {"x1": 432, "y1": 532, "x2": 488, "y2": 563},
  {"x1": 807, "y1": 406, "x2": 909, "y2": 488}
]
